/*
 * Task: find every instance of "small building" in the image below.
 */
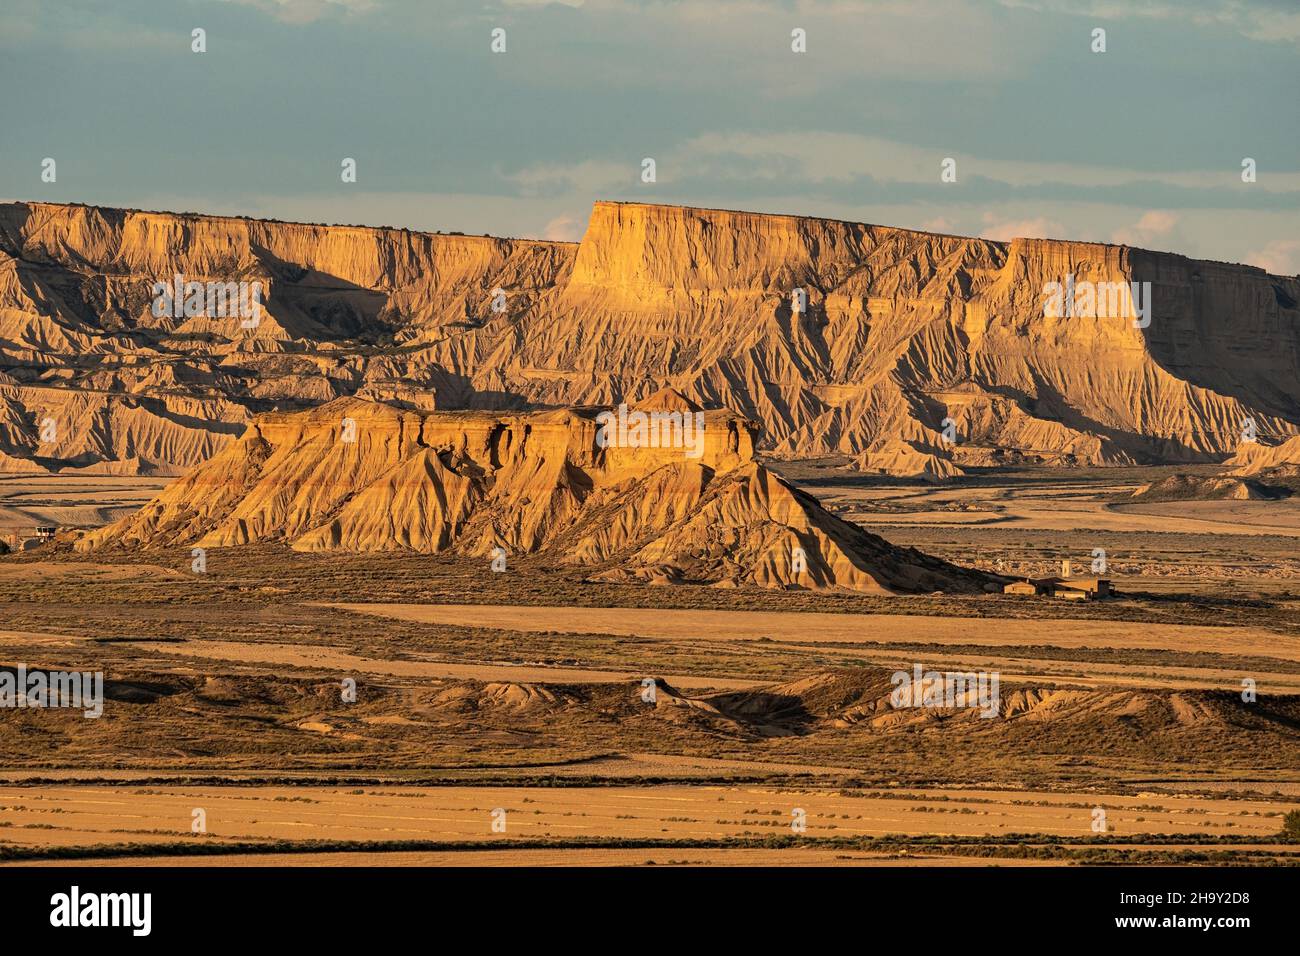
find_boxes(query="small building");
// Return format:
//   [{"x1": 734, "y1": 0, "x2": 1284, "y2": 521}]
[
  {"x1": 1057, "y1": 576, "x2": 1112, "y2": 599},
  {"x1": 1004, "y1": 575, "x2": 1113, "y2": 600},
  {"x1": 1003, "y1": 577, "x2": 1057, "y2": 596},
  {"x1": 1, "y1": 525, "x2": 61, "y2": 550}
]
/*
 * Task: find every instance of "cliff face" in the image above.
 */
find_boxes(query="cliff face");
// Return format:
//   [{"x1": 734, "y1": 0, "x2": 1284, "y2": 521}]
[
  {"x1": 0, "y1": 201, "x2": 574, "y2": 472},
  {"x1": 1224, "y1": 434, "x2": 1300, "y2": 479},
  {"x1": 2, "y1": 199, "x2": 1296, "y2": 473}
]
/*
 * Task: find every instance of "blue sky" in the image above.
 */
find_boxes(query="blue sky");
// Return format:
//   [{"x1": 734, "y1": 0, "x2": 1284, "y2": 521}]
[{"x1": 2, "y1": 0, "x2": 1297, "y2": 271}]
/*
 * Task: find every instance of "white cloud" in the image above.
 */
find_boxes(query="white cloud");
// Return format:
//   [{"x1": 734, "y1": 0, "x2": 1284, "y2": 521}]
[
  {"x1": 1110, "y1": 209, "x2": 1179, "y2": 245},
  {"x1": 540, "y1": 214, "x2": 585, "y2": 241},
  {"x1": 998, "y1": 0, "x2": 1300, "y2": 44},
  {"x1": 506, "y1": 160, "x2": 633, "y2": 195},
  {"x1": 478, "y1": 0, "x2": 1024, "y2": 93},
  {"x1": 222, "y1": 0, "x2": 378, "y2": 25},
  {"x1": 918, "y1": 216, "x2": 956, "y2": 233},
  {"x1": 1247, "y1": 238, "x2": 1300, "y2": 275},
  {"x1": 978, "y1": 213, "x2": 1067, "y2": 241},
  {"x1": 131, "y1": 190, "x2": 588, "y2": 242},
  {"x1": 671, "y1": 130, "x2": 1300, "y2": 192}
]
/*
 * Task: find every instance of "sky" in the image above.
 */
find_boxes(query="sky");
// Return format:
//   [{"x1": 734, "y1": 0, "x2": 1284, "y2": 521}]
[{"x1": 2, "y1": 0, "x2": 1297, "y2": 272}]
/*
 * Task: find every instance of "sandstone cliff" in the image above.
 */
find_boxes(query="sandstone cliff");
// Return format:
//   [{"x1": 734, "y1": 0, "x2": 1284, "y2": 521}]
[
  {"x1": 1224, "y1": 434, "x2": 1300, "y2": 476},
  {"x1": 3, "y1": 199, "x2": 1296, "y2": 473},
  {"x1": 79, "y1": 397, "x2": 990, "y2": 595}
]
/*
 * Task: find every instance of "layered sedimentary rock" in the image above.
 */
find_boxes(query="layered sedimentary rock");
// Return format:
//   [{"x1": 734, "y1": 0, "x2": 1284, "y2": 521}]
[
  {"x1": 851, "y1": 418, "x2": 965, "y2": 482},
  {"x1": 1224, "y1": 434, "x2": 1300, "y2": 479},
  {"x1": 79, "y1": 396, "x2": 990, "y2": 594},
  {"x1": 3, "y1": 199, "x2": 1297, "y2": 473}
]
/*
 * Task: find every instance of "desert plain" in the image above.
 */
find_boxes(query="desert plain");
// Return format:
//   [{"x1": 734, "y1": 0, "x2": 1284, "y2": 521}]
[
  {"x1": 1, "y1": 200, "x2": 1298, "y2": 867},
  {"x1": 3, "y1": 462, "x2": 1298, "y2": 867}
]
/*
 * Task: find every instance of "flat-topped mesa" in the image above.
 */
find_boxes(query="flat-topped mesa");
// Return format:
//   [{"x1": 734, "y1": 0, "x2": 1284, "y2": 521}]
[
  {"x1": 0, "y1": 201, "x2": 575, "y2": 297},
  {"x1": 567, "y1": 200, "x2": 992, "y2": 310},
  {"x1": 575, "y1": 200, "x2": 1140, "y2": 299},
  {"x1": 558, "y1": 202, "x2": 1300, "y2": 463},
  {"x1": 6, "y1": 199, "x2": 1297, "y2": 474},
  {"x1": 79, "y1": 398, "x2": 987, "y2": 595}
]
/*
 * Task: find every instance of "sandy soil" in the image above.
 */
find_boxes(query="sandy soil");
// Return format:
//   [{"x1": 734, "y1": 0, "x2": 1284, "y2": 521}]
[
  {"x1": 0, "y1": 475, "x2": 169, "y2": 529},
  {"x1": 0, "y1": 562, "x2": 185, "y2": 582},
  {"x1": 5, "y1": 847, "x2": 1058, "y2": 867},
  {"x1": 0, "y1": 783, "x2": 1287, "y2": 859},
  {"x1": 0, "y1": 753, "x2": 870, "y2": 783},
  {"x1": 325, "y1": 603, "x2": 1300, "y2": 664},
  {"x1": 9, "y1": 616, "x2": 1287, "y2": 694},
  {"x1": 811, "y1": 478, "x2": 1300, "y2": 537},
  {"x1": 123, "y1": 638, "x2": 761, "y2": 689},
  {"x1": 2, "y1": 468, "x2": 1296, "y2": 867}
]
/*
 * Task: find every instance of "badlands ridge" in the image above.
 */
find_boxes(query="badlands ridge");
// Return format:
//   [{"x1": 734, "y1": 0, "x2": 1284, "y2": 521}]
[
  {"x1": 2, "y1": 199, "x2": 1298, "y2": 476},
  {"x1": 80, "y1": 391, "x2": 990, "y2": 594}
]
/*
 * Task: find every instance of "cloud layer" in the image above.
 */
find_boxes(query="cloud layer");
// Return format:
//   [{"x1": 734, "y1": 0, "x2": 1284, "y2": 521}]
[{"x1": 1, "y1": 0, "x2": 1294, "y2": 272}]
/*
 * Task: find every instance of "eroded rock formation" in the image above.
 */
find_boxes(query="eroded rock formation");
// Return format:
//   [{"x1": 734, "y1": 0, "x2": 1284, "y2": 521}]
[
  {"x1": 1224, "y1": 434, "x2": 1300, "y2": 480},
  {"x1": 79, "y1": 396, "x2": 991, "y2": 594},
  {"x1": 3, "y1": 199, "x2": 1297, "y2": 473}
]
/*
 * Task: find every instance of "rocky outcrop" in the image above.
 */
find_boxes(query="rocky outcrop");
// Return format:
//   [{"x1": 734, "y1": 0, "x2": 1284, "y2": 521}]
[
  {"x1": 0, "y1": 448, "x2": 48, "y2": 474},
  {"x1": 1127, "y1": 473, "x2": 1286, "y2": 502},
  {"x1": 3, "y1": 199, "x2": 1297, "y2": 472},
  {"x1": 704, "y1": 668, "x2": 1300, "y2": 735},
  {"x1": 853, "y1": 438, "x2": 964, "y2": 482},
  {"x1": 1224, "y1": 435, "x2": 1300, "y2": 479},
  {"x1": 79, "y1": 397, "x2": 991, "y2": 595}
]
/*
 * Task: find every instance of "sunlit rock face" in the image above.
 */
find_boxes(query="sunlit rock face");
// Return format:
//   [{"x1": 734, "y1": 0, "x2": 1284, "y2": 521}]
[
  {"x1": 79, "y1": 396, "x2": 991, "y2": 595},
  {"x1": 3, "y1": 199, "x2": 1297, "y2": 474}
]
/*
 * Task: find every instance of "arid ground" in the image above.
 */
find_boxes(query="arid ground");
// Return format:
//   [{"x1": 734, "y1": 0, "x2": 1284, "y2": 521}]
[{"x1": 2, "y1": 463, "x2": 1297, "y2": 866}]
